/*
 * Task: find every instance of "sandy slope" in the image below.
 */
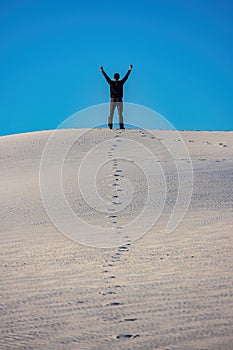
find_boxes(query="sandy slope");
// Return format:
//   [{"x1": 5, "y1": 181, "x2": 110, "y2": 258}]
[{"x1": 0, "y1": 129, "x2": 233, "y2": 350}]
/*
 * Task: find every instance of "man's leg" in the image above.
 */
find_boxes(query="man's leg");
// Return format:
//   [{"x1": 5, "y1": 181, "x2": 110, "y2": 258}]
[
  {"x1": 116, "y1": 102, "x2": 125, "y2": 129},
  {"x1": 108, "y1": 102, "x2": 116, "y2": 129}
]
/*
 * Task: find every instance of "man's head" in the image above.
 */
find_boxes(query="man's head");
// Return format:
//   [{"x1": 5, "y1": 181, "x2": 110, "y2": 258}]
[{"x1": 114, "y1": 73, "x2": 120, "y2": 81}]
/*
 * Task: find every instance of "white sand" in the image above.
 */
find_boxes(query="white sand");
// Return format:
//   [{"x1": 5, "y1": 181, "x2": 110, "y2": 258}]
[{"x1": 0, "y1": 129, "x2": 233, "y2": 349}]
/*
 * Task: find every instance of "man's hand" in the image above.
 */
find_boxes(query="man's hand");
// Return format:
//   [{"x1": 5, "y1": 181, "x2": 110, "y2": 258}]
[
  {"x1": 100, "y1": 66, "x2": 103, "y2": 71},
  {"x1": 129, "y1": 64, "x2": 133, "y2": 70}
]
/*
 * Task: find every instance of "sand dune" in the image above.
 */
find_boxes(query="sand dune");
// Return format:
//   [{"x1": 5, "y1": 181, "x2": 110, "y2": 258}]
[{"x1": 0, "y1": 129, "x2": 233, "y2": 349}]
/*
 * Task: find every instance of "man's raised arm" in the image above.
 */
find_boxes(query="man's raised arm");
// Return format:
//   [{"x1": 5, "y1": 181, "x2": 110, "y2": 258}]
[
  {"x1": 100, "y1": 66, "x2": 111, "y2": 84},
  {"x1": 121, "y1": 64, "x2": 133, "y2": 84}
]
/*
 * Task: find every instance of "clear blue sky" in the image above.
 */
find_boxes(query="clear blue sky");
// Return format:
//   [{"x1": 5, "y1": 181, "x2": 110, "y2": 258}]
[{"x1": 0, "y1": 0, "x2": 233, "y2": 135}]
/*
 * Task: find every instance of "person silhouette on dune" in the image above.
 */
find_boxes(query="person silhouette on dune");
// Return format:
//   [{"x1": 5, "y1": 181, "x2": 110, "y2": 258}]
[{"x1": 100, "y1": 64, "x2": 133, "y2": 129}]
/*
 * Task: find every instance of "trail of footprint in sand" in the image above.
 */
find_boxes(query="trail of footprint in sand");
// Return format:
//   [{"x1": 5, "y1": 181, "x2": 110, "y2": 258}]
[{"x1": 98, "y1": 152, "x2": 134, "y2": 321}]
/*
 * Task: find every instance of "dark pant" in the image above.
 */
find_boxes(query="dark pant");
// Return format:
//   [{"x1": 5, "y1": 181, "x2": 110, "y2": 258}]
[{"x1": 108, "y1": 101, "x2": 124, "y2": 125}]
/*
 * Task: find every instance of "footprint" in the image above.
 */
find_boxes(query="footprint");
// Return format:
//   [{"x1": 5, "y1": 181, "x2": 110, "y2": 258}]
[
  {"x1": 118, "y1": 246, "x2": 129, "y2": 251},
  {"x1": 111, "y1": 256, "x2": 120, "y2": 261},
  {"x1": 124, "y1": 318, "x2": 137, "y2": 322},
  {"x1": 103, "y1": 291, "x2": 116, "y2": 295},
  {"x1": 109, "y1": 215, "x2": 117, "y2": 218},
  {"x1": 116, "y1": 334, "x2": 140, "y2": 339},
  {"x1": 115, "y1": 169, "x2": 122, "y2": 173},
  {"x1": 111, "y1": 258, "x2": 120, "y2": 262},
  {"x1": 107, "y1": 302, "x2": 121, "y2": 306},
  {"x1": 105, "y1": 275, "x2": 116, "y2": 279}
]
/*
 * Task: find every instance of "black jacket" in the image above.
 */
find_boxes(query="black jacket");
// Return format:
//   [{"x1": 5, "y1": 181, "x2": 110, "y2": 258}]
[{"x1": 102, "y1": 69, "x2": 131, "y2": 100}]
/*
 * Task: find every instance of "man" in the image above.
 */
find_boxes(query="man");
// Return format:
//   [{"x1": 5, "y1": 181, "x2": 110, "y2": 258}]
[{"x1": 100, "y1": 64, "x2": 133, "y2": 129}]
